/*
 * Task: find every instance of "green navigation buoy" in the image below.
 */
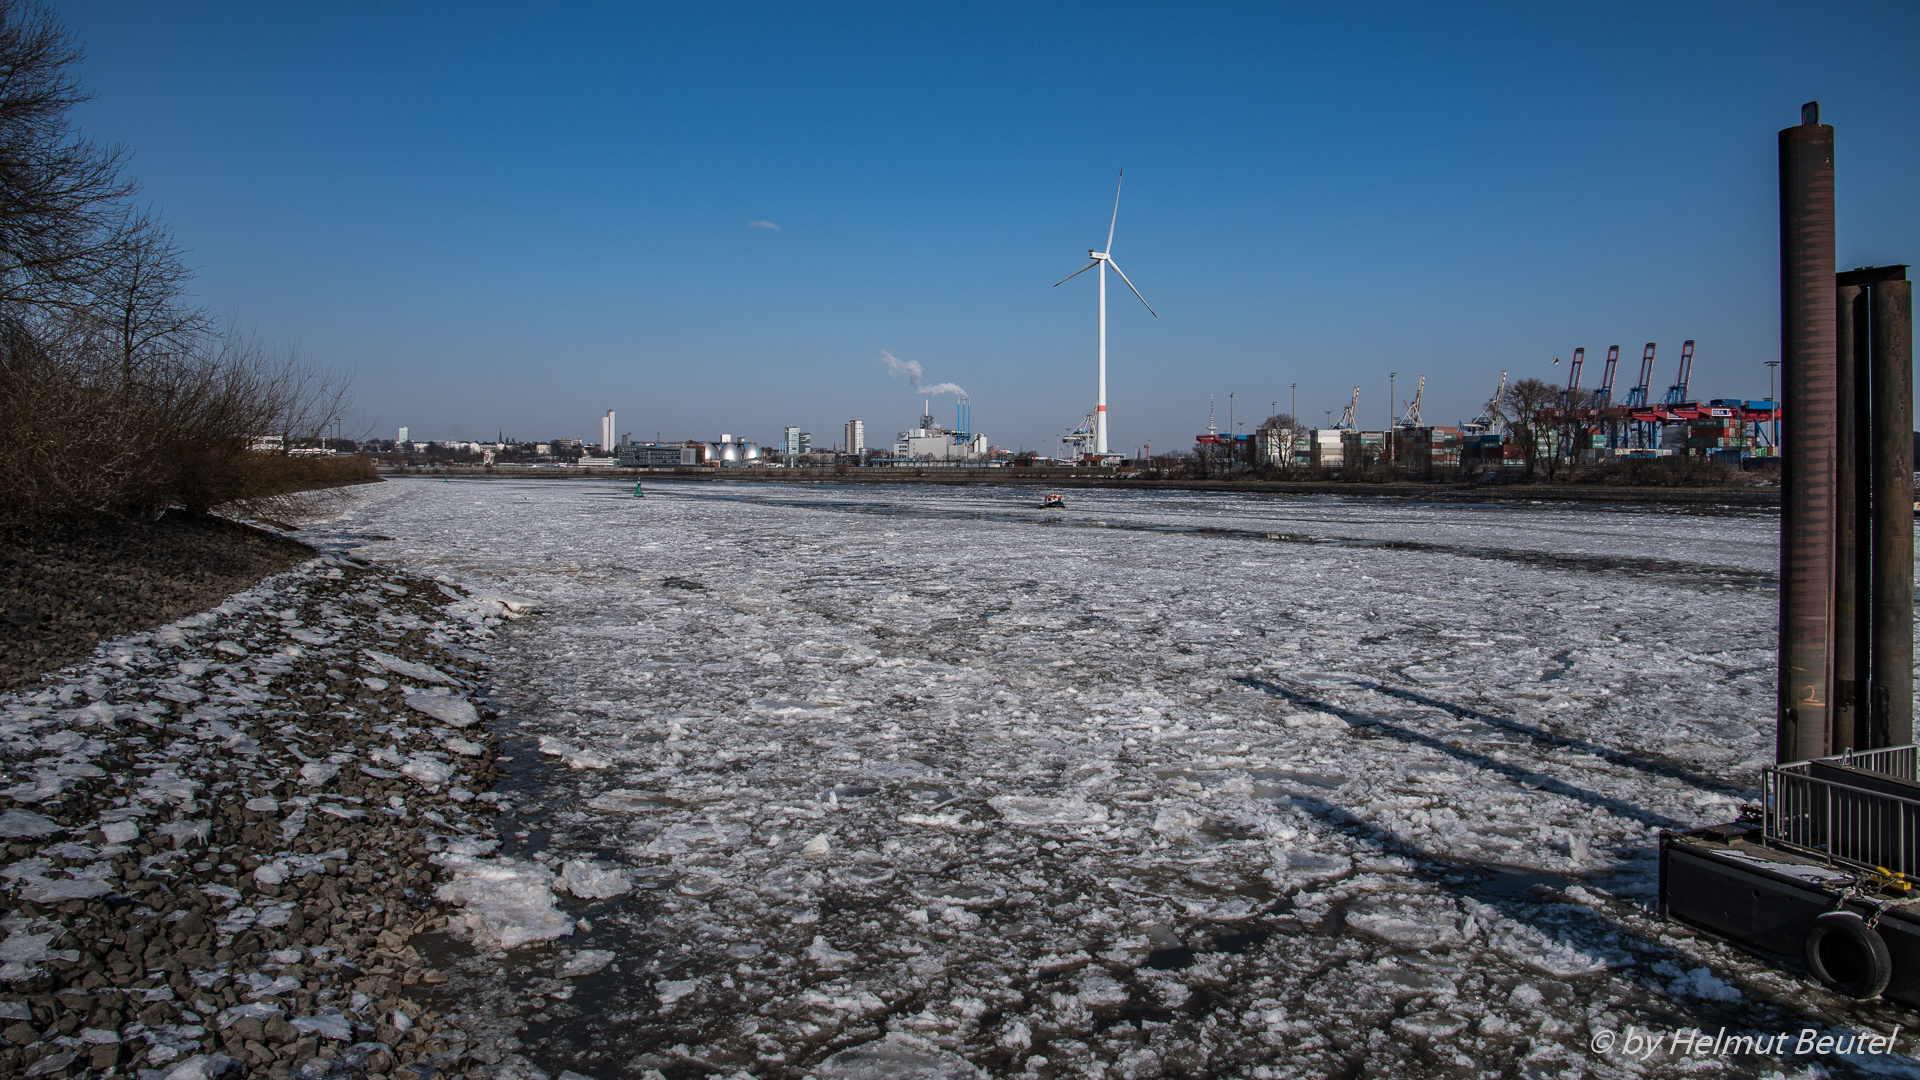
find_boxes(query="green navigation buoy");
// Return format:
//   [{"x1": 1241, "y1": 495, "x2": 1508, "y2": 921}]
[{"x1": 634, "y1": 481, "x2": 645, "y2": 498}]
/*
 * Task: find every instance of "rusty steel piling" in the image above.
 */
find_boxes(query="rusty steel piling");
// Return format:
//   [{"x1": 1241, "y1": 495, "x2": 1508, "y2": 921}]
[
  {"x1": 1870, "y1": 277, "x2": 1914, "y2": 748},
  {"x1": 1778, "y1": 102, "x2": 1838, "y2": 763},
  {"x1": 1834, "y1": 283, "x2": 1864, "y2": 749}
]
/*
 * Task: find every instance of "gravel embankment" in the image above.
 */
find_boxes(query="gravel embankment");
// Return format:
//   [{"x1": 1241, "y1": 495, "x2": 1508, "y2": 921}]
[
  {"x1": 0, "y1": 516, "x2": 313, "y2": 692},
  {"x1": 0, "y1": 549, "x2": 541, "y2": 1080}
]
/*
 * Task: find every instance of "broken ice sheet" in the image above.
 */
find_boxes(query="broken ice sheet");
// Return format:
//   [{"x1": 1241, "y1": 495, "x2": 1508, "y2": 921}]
[
  {"x1": 554, "y1": 860, "x2": 630, "y2": 899},
  {"x1": 536, "y1": 736, "x2": 610, "y2": 769},
  {"x1": 557, "y1": 949, "x2": 615, "y2": 978},
  {"x1": 986, "y1": 795, "x2": 1110, "y2": 825},
  {"x1": 319, "y1": 477, "x2": 1800, "y2": 1076},
  {"x1": 430, "y1": 854, "x2": 573, "y2": 949}
]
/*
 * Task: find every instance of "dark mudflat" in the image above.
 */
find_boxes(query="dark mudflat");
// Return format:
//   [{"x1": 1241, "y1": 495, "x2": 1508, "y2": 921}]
[{"x1": 0, "y1": 514, "x2": 311, "y2": 690}]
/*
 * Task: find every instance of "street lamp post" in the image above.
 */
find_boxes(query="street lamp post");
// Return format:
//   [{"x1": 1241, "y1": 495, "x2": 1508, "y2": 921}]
[
  {"x1": 1388, "y1": 372, "x2": 1397, "y2": 463},
  {"x1": 1765, "y1": 360, "x2": 1781, "y2": 449}
]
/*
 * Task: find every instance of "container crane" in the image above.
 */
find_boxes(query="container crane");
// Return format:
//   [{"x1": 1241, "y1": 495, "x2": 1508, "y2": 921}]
[
  {"x1": 1060, "y1": 412, "x2": 1097, "y2": 458},
  {"x1": 1624, "y1": 343, "x2": 1656, "y2": 409},
  {"x1": 1463, "y1": 371, "x2": 1506, "y2": 434},
  {"x1": 1394, "y1": 375, "x2": 1425, "y2": 428},
  {"x1": 1663, "y1": 340, "x2": 1696, "y2": 405},
  {"x1": 1334, "y1": 387, "x2": 1360, "y2": 430},
  {"x1": 1564, "y1": 347, "x2": 1585, "y2": 394},
  {"x1": 1593, "y1": 345, "x2": 1620, "y2": 409}
]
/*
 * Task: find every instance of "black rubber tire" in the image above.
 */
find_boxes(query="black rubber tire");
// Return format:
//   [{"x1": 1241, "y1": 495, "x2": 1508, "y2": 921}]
[{"x1": 1804, "y1": 911, "x2": 1893, "y2": 999}]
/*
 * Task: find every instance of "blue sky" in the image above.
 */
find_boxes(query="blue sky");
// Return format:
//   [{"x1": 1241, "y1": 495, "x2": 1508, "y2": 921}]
[{"x1": 64, "y1": 2, "x2": 1920, "y2": 453}]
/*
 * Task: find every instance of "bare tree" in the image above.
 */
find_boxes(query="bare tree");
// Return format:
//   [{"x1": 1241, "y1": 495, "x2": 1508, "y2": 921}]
[
  {"x1": 92, "y1": 207, "x2": 210, "y2": 381},
  {"x1": 1257, "y1": 412, "x2": 1305, "y2": 473},
  {"x1": 1501, "y1": 378, "x2": 1560, "y2": 482},
  {"x1": 0, "y1": 2, "x2": 133, "y2": 311}
]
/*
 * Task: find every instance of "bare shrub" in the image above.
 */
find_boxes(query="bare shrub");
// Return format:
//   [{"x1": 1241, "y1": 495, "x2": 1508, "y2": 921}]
[
  {"x1": 0, "y1": 319, "x2": 358, "y2": 525},
  {"x1": 1580, "y1": 455, "x2": 1744, "y2": 488}
]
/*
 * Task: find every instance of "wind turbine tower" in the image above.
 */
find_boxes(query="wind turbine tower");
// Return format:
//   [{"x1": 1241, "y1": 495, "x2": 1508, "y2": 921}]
[{"x1": 1055, "y1": 171, "x2": 1156, "y2": 456}]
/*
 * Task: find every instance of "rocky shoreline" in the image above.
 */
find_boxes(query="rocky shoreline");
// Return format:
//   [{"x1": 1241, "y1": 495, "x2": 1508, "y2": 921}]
[
  {"x1": 0, "y1": 547, "x2": 548, "y2": 1079},
  {"x1": 0, "y1": 516, "x2": 315, "y2": 694}
]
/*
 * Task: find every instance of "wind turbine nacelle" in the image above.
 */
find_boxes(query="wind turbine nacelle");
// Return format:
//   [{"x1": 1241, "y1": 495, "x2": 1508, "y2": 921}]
[{"x1": 1089, "y1": 250, "x2": 1108, "y2": 260}]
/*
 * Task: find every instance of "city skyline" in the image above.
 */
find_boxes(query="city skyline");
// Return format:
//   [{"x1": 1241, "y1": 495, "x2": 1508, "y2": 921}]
[{"x1": 63, "y1": 2, "x2": 1920, "y2": 453}]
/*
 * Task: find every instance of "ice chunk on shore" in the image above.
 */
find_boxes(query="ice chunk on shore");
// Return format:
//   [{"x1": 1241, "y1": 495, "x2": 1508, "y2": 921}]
[
  {"x1": 400, "y1": 757, "x2": 456, "y2": 786},
  {"x1": 153, "y1": 820, "x2": 210, "y2": 849},
  {"x1": 291, "y1": 1012, "x2": 353, "y2": 1040},
  {"x1": 0, "y1": 921, "x2": 75, "y2": 964},
  {"x1": 431, "y1": 854, "x2": 573, "y2": 949},
  {"x1": 402, "y1": 690, "x2": 479, "y2": 728},
  {"x1": 298, "y1": 763, "x2": 339, "y2": 787},
  {"x1": 100, "y1": 820, "x2": 139, "y2": 844},
  {"x1": 0, "y1": 810, "x2": 60, "y2": 837},
  {"x1": 19, "y1": 878, "x2": 111, "y2": 902},
  {"x1": 364, "y1": 650, "x2": 454, "y2": 685}
]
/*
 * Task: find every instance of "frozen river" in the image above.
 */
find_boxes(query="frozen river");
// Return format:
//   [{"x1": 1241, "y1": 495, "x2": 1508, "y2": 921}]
[{"x1": 316, "y1": 478, "x2": 1906, "y2": 1078}]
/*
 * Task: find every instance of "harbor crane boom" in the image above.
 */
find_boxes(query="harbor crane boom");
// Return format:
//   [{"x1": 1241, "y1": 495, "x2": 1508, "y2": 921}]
[
  {"x1": 1334, "y1": 387, "x2": 1360, "y2": 430},
  {"x1": 1664, "y1": 340, "x2": 1696, "y2": 405},
  {"x1": 1565, "y1": 347, "x2": 1585, "y2": 393},
  {"x1": 1395, "y1": 375, "x2": 1425, "y2": 427},
  {"x1": 1625, "y1": 343, "x2": 1657, "y2": 409},
  {"x1": 1464, "y1": 370, "x2": 1506, "y2": 434},
  {"x1": 1594, "y1": 345, "x2": 1620, "y2": 408}
]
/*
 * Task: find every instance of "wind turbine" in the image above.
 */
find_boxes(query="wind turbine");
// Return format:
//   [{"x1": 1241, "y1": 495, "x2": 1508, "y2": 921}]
[{"x1": 1054, "y1": 170, "x2": 1156, "y2": 457}]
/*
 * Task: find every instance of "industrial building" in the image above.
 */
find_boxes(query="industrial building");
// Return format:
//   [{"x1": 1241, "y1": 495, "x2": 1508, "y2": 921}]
[
  {"x1": 892, "y1": 400, "x2": 988, "y2": 463},
  {"x1": 617, "y1": 443, "x2": 695, "y2": 467},
  {"x1": 696, "y1": 435, "x2": 761, "y2": 465}
]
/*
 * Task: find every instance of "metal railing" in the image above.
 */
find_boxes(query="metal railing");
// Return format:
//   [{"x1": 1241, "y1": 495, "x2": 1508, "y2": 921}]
[
  {"x1": 1763, "y1": 743, "x2": 1920, "y2": 876},
  {"x1": 1836, "y1": 743, "x2": 1920, "y2": 779}
]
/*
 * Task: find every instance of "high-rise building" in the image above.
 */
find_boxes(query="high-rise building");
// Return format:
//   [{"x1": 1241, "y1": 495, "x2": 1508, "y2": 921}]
[
  {"x1": 845, "y1": 420, "x2": 865, "y2": 453},
  {"x1": 397, "y1": 426, "x2": 409, "y2": 443},
  {"x1": 600, "y1": 409, "x2": 616, "y2": 452},
  {"x1": 783, "y1": 426, "x2": 801, "y2": 456},
  {"x1": 798, "y1": 431, "x2": 811, "y2": 454}
]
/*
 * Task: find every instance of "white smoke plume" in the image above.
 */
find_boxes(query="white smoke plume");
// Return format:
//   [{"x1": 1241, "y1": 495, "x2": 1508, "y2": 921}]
[
  {"x1": 880, "y1": 350, "x2": 965, "y2": 397},
  {"x1": 880, "y1": 349, "x2": 922, "y2": 387}
]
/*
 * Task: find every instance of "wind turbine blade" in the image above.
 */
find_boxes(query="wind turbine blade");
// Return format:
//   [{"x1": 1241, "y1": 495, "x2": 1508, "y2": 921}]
[
  {"x1": 1105, "y1": 258, "x2": 1157, "y2": 317},
  {"x1": 1106, "y1": 169, "x2": 1123, "y2": 253},
  {"x1": 1052, "y1": 261, "x2": 1099, "y2": 288}
]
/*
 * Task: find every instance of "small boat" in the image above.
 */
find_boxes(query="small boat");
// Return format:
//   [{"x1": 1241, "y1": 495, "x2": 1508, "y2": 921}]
[{"x1": 1041, "y1": 493, "x2": 1066, "y2": 509}]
